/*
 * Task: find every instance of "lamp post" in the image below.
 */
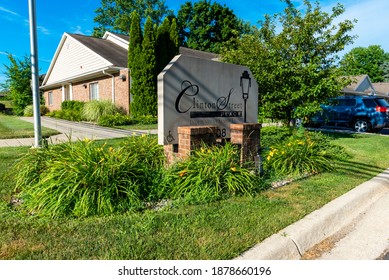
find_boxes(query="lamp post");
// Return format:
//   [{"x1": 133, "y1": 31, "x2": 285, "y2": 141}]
[{"x1": 240, "y1": 70, "x2": 251, "y2": 123}]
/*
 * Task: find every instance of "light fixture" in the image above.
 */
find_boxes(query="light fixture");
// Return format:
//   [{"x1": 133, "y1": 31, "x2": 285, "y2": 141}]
[
  {"x1": 240, "y1": 70, "x2": 251, "y2": 123},
  {"x1": 83, "y1": 83, "x2": 87, "y2": 88},
  {"x1": 120, "y1": 74, "x2": 126, "y2": 81}
]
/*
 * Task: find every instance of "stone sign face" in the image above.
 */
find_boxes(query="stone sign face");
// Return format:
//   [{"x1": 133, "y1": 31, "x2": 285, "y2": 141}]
[{"x1": 158, "y1": 55, "x2": 258, "y2": 145}]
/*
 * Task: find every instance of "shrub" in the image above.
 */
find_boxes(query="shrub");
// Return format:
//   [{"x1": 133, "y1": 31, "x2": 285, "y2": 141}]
[
  {"x1": 133, "y1": 115, "x2": 157, "y2": 125},
  {"x1": 47, "y1": 109, "x2": 83, "y2": 121},
  {"x1": 163, "y1": 143, "x2": 262, "y2": 204},
  {"x1": 23, "y1": 105, "x2": 33, "y2": 117},
  {"x1": 82, "y1": 100, "x2": 123, "y2": 122},
  {"x1": 14, "y1": 136, "x2": 165, "y2": 217},
  {"x1": 23, "y1": 104, "x2": 50, "y2": 116},
  {"x1": 264, "y1": 128, "x2": 349, "y2": 177},
  {"x1": 61, "y1": 100, "x2": 85, "y2": 111},
  {"x1": 98, "y1": 113, "x2": 134, "y2": 127}
]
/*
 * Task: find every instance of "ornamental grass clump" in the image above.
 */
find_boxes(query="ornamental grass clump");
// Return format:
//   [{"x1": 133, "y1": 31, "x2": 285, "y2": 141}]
[
  {"x1": 264, "y1": 129, "x2": 349, "y2": 178},
  {"x1": 82, "y1": 100, "x2": 124, "y2": 122},
  {"x1": 14, "y1": 135, "x2": 164, "y2": 217},
  {"x1": 163, "y1": 142, "x2": 262, "y2": 204}
]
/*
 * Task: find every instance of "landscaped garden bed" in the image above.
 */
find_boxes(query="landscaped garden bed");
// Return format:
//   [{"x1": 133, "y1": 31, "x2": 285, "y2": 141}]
[{"x1": 1, "y1": 127, "x2": 388, "y2": 259}]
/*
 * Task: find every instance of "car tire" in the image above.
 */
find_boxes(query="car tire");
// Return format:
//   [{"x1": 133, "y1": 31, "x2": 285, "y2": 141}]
[{"x1": 353, "y1": 119, "x2": 371, "y2": 132}]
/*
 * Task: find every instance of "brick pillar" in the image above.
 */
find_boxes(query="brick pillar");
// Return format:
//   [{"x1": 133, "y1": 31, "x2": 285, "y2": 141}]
[
  {"x1": 230, "y1": 123, "x2": 261, "y2": 165},
  {"x1": 164, "y1": 126, "x2": 217, "y2": 164}
]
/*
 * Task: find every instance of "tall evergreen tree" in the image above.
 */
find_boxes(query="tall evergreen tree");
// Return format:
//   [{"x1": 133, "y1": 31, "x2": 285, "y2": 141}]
[
  {"x1": 128, "y1": 11, "x2": 143, "y2": 117},
  {"x1": 156, "y1": 17, "x2": 171, "y2": 75},
  {"x1": 168, "y1": 18, "x2": 180, "y2": 60},
  {"x1": 138, "y1": 16, "x2": 157, "y2": 116}
]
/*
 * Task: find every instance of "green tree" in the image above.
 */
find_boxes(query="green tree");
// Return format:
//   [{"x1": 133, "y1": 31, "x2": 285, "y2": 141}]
[
  {"x1": 138, "y1": 16, "x2": 157, "y2": 116},
  {"x1": 222, "y1": 0, "x2": 356, "y2": 124},
  {"x1": 2, "y1": 54, "x2": 33, "y2": 115},
  {"x1": 169, "y1": 18, "x2": 180, "y2": 60},
  {"x1": 92, "y1": 0, "x2": 173, "y2": 37},
  {"x1": 339, "y1": 45, "x2": 389, "y2": 83},
  {"x1": 177, "y1": 0, "x2": 250, "y2": 53},
  {"x1": 128, "y1": 11, "x2": 143, "y2": 117},
  {"x1": 156, "y1": 17, "x2": 171, "y2": 75}
]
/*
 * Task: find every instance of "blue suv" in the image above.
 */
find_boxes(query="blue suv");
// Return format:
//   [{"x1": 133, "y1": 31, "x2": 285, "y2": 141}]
[{"x1": 310, "y1": 96, "x2": 389, "y2": 132}]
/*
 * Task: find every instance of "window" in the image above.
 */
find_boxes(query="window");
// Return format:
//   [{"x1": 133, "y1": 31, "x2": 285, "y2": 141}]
[
  {"x1": 362, "y1": 99, "x2": 376, "y2": 108},
  {"x1": 48, "y1": 91, "x2": 53, "y2": 106},
  {"x1": 89, "y1": 82, "x2": 99, "y2": 100},
  {"x1": 336, "y1": 99, "x2": 356, "y2": 107}
]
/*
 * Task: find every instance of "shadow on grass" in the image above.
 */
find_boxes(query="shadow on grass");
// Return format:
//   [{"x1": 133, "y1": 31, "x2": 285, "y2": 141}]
[{"x1": 335, "y1": 159, "x2": 387, "y2": 178}]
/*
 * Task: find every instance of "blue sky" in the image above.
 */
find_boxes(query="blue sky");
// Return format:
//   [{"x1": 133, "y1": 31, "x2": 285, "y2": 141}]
[{"x1": 1, "y1": 0, "x2": 389, "y2": 87}]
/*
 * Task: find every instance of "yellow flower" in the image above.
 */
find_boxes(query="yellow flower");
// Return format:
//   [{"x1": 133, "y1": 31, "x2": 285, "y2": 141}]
[
  {"x1": 287, "y1": 142, "x2": 292, "y2": 146},
  {"x1": 108, "y1": 147, "x2": 114, "y2": 152},
  {"x1": 230, "y1": 167, "x2": 237, "y2": 172},
  {"x1": 267, "y1": 155, "x2": 271, "y2": 161},
  {"x1": 179, "y1": 170, "x2": 187, "y2": 177}
]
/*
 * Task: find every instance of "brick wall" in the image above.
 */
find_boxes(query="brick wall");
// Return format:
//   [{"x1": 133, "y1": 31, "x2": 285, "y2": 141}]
[
  {"x1": 164, "y1": 123, "x2": 261, "y2": 167},
  {"x1": 43, "y1": 69, "x2": 130, "y2": 114}
]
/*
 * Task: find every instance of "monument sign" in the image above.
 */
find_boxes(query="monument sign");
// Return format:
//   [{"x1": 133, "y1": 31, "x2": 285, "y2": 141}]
[{"x1": 158, "y1": 55, "x2": 258, "y2": 145}]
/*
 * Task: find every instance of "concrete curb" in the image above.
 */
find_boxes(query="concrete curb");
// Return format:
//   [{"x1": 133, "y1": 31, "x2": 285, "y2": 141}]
[{"x1": 235, "y1": 168, "x2": 389, "y2": 260}]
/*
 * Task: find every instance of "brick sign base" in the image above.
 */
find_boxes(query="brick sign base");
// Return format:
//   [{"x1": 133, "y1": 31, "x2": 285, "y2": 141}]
[{"x1": 164, "y1": 123, "x2": 261, "y2": 167}]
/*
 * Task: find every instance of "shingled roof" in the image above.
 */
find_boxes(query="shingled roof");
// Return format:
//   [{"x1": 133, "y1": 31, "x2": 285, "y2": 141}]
[{"x1": 67, "y1": 33, "x2": 128, "y2": 68}]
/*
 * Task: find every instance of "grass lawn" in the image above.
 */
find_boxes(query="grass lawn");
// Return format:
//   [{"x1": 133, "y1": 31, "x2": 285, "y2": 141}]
[
  {"x1": 0, "y1": 132, "x2": 388, "y2": 259},
  {"x1": 0, "y1": 115, "x2": 59, "y2": 139}
]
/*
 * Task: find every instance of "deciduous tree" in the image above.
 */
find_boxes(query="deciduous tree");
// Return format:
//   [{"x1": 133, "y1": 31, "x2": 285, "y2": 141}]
[
  {"x1": 339, "y1": 45, "x2": 389, "y2": 83},
  {"x1": 2, "y1": 54, "x2": 33, "y2": 116},
  {"x1": 222, "y1": 0, "x2": 356, "y2": 124},
  {"x1": 177, "y1": 0, "x2": 250, "y2": 53},
  {"x1": 93, "y1": 0, "x2": 173, "y2": 37}
]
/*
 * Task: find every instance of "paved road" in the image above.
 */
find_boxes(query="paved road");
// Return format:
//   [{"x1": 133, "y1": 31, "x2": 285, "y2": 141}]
[{"x1": 0, "y1": 117, "x2": 157, "y2": 147}]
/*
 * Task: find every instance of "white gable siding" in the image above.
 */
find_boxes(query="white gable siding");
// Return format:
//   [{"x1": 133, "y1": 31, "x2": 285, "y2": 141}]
[
  {"x1": 46, "y1": 35, "x2": 110, "y2": 85},
  {"x1": 105, "y1": 33, "x2": 128, "y2": 49}
]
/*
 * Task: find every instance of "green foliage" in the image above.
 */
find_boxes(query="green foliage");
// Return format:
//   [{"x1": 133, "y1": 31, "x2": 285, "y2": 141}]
[
  {"x1": 163, "y1": 143, "x2": 262, "y2": 205},
  {"x1": 131, "y1": 14, "x2": 178, "y2": 118},
  {"x1": 92, "y1": 0, "x2": 173, "y2": 37},
  {"x1": 23, "y1": 105, "x2": 33, "y2": 117},
  {"x1": 222, "y1": 0, "x2": 356, "y2": 124},
  {"x1": 339, "y1": 45, "x2": 389, "y2": 82},
  {"x1": 135, "y1": 16, "x2": 157, "y2": 117},
  {"x1": 98, "y1": 113, "x2": 133, "y2": 126},
  {"x1": 2, "y1": 54, "x2": 33, "y2": 116},
  {"x1": 23, "y1": 105, "x2": 49, "y2": 117},
  {"x1": 260, "y1": 126, "x2": 294, "y2": 148},
  {"x1": 82, "y1": 100, "x2": 122, "y2": 122},
  {"x1": 14, "y1": 136, "x2": 165, "y2": 217},
  {"x1": 156, "y1": 17, "x2": 171, "y2": 74},
  {"x1": 61, "y1": 100, "x2": 85, "y2": 111},
  {"x1": 47, "y1": 109, "x2": 83, "y2": 122},
  {"x1": 264, "y1": 128, "x2": 349, "y2": 178},
  {"x1": 177, "y1": 0, "x2": 251, "y2": 53},
  {"x1": 133, "y1": 115, "x2": 157, "y2": 125}
]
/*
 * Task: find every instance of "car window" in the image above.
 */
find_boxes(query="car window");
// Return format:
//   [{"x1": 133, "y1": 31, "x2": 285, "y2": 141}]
[
  {"x1": 335, "y1": 99, "x2": 356, "y2": 106},
  {"x1": 375, "y1": 98, "x2": 389, "y2": 107},
  {"x1": 362, "y1": 99, "x2": 377, "y2": 108}
]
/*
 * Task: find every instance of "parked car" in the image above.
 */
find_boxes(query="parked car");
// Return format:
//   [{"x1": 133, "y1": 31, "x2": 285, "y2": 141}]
[{"x1": 309, "y1": 95, "x2": 389, "y2": 132}]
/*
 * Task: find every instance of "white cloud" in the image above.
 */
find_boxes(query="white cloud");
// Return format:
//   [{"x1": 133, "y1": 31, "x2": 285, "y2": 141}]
[
  {"x1": 70, "y1": 25, "x2": 86, "y2": 35},
  {"x1": 337, "y1": 0, "x2": 389, "y2": 52},
  {"x1": 0, "y1": 6, "x2": 19, "y2": 17}
]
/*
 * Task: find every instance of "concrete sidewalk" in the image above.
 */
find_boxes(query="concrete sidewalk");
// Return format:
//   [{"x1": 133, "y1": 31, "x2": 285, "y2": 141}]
[
  {"x1": 235, "y1": 169, "x2": 389, "y2": 260},
  {"x1": 0, "y1": 117, "x2": 157, "y2": 147}
]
